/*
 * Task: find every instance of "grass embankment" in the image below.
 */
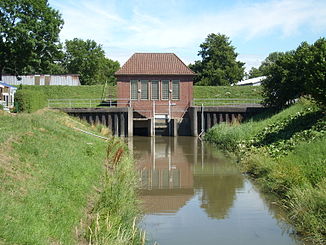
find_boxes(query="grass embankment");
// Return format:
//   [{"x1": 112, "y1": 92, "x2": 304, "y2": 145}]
[
  {"x1": 0, "y1": 110, "x2": 143, "y2": 245},
  {"x1": 193, "y1": 85, "x2": 262, "y2": 99},
  {"x1": 22, "y1": 85, "x2": 262, "y2": 100},
  {"x1": 21, "y1": 85, "x2": 116, "y2": 99},
  {"x1": 205, "y1": 99, "x2": 326, "y2": 243}
]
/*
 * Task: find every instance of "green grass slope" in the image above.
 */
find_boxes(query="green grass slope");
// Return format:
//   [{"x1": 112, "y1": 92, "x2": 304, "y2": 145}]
[
  {"x1": 21, "y1": 85, "x2": 116, "y2": 99},
  {"x1": 193, "y1": 85, "x2": 262, "y2": 99},
  {"x1": 0, "y1": 110, "x2": 142, "y2": 245},
  {"x1": 21, "y1": 85, "x2": 262, "y2": 100}
]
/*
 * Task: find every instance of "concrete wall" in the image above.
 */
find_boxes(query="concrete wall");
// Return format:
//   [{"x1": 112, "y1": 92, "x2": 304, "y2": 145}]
[
  {"x1": 61, "y1": 107, "x2": 133, "y2": 137},
  {"x1": 189, "y1": 106, "x2": 266, "y2": 136},
  {"x1": 116, "y1": 75, "x2": 193, "y2": 118}
]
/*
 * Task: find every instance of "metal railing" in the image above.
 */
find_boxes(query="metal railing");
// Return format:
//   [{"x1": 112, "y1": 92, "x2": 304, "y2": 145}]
[
  {"x1": 47, "y1": 98, "x2": 130, "y2": 108},
  {"x1": 192, "y1": 98, "x2": 262, "y2": 106}
]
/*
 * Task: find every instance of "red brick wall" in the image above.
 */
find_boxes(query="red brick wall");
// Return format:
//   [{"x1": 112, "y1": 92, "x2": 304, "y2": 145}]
[{"x1": 116, "y1": 75, "x2": 194, "y2": 118}]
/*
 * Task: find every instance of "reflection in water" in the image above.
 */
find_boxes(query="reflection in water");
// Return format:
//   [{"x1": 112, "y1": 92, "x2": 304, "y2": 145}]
[
  {"x1": 131, "y1": 137, "x2": 303, "y2": 245},
  {"x1": 134, "y1": 137, "x2": 194, "y2": 214}
]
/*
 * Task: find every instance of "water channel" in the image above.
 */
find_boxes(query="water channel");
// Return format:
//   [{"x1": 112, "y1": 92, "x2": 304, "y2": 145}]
[{"x1": 130, "y1": 136, "x2": 304, "y2": 245}]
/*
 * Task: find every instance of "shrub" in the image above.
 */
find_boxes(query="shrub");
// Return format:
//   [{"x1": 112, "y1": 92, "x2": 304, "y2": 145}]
[{"x1": 15, "y1": 90, "x2": 47, "y2": 113}]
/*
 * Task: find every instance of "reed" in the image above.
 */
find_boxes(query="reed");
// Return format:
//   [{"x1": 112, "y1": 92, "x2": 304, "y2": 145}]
[{"x1": 87, "y1": 137, "x2": 145, "y2": 245}]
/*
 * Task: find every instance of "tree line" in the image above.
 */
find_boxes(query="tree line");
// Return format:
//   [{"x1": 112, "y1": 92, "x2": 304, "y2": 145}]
[{"x1": 0, "y1": 0, "x2": 119, "y2": 85}]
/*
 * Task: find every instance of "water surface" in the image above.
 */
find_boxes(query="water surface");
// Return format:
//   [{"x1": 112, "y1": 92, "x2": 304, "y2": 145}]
[{"x1": 130, "y1": 136, "x2": 303, "y2": 245}]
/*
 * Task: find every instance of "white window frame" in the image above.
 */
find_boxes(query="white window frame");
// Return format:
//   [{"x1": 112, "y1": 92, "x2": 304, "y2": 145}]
[
  {"x1": 161, "y1": 80, "x2": 170, "y2": 100},
  {"x1": 130, "y1": 80, "x2": 138, "y2": 100},
  {"x1": 151, "y1": 80, "x2": 159, "y2": 100},
  {"x1": 172, "y1": 80, "x2": 180, "y2": 100},
  {"x1": 140, "y1": 80, "x2": 149, "y2": 100}
]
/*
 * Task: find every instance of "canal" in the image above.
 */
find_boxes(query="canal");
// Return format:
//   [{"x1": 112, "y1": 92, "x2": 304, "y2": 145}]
[{"x1": 130, "y1": 136, "x2": 304, "y2": 245}]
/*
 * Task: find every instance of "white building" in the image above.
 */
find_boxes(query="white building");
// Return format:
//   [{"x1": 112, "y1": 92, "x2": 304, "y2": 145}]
[
  {"x1": 2, "y1": 74, "x2": 80, "y2": 86},
  {"x1": 235, "y1": 76, "x2": 266, "y2": 86},
  {"x1": 0, "y1": 82, "x2": 17, "y2": 111}
]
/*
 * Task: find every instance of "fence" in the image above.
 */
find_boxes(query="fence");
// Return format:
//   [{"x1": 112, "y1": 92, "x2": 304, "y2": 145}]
[{"x1": 47, "y1": 98, "x2": 125, "y2": 108}]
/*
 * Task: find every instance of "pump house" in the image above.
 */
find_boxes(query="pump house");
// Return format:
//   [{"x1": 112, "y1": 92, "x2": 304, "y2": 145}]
[{"x1": 115, "y1": 53, "x2": 195, "y2": 118}]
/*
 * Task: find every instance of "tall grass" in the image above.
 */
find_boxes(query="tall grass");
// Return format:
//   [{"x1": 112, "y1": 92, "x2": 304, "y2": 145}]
[
  {"x1": 205, "y1": 99, "x2": 326, "y2": 243},
  {"x1": 87, "y1": 137, "x2": 145, "y2": 245}
]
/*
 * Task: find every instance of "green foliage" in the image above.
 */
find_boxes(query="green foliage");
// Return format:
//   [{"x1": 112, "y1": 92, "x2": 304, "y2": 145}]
[
  {"x1": 248, "y1": 52, "x2": 284, "y2": 79},
  {"x1": 262, "y1": 38, "x2": 326, "y2": 108},
  {"x1": 189, "y1": 33, "x2": 245, "y2": 86},
  {"x1": 15, "y1": 90, "x2": 46, "y2": 112},
  {"x1": 300, "y1": 38, "x2": 326, "y2": 107},
  {"x1": 0, "y1": 0, "x2": 64, "y2": 77},
  {"x1": 261, "y1": 51, "x2": 302, "y2": 108},
  {"x1": 250, "y1": 107, "x2": 325, "y2": 157},
  {"x1": 247, "y1": 67, "x2": 263, "y2": 79},
  {"x1": 63, "y1": 38, "x2": 120, "y2": 85}
]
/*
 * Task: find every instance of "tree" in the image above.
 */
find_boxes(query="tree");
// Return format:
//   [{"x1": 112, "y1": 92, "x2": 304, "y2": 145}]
[
  {"x1": 248, "y1": 52, "x2": 284, "y2": 79},
  {"x1": 247, "y1": 67, "x2": 263, "y2": 79},
  {"x1": 261, "y1": 51, "x2": 300, "y2": 108},
  {"x1": 262, "y1": 38, "x2": 326, "y2": 108},
  {"x1": 189, "y1": 33, "x2": 245, "y2": 86},
  {"x1": 63, "y1": 38, "x2": 119, "y2": 85},
  {"x1": 0, "y1": 0, "x2": 64, "y2": 79},
  {"x1": 298, "y1": 38, "x2": 326, "y2": 107}
]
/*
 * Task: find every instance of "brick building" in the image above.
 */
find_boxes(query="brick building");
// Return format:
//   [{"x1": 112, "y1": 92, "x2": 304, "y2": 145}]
[{"x1": 115, "y1": 53, "x2": 195, "y2": 118}]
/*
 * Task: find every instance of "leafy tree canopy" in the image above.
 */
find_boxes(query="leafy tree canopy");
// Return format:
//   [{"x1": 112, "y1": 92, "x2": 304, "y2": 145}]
[
  {"x1": 189, "y1": 33, "x2": 245, "y2": 86},
  {"x1": 63, "y1": 38, "x2": 120, "y2": 85},
  {"x1": 262, "y1": 38, "x2": 326, "y2": 108},
  {"x1": 0, "y1": 0, "x2": 64, "y2": 79},
  {"x1": 247, "y1": 52, "x2": 284, "y2": 79}
]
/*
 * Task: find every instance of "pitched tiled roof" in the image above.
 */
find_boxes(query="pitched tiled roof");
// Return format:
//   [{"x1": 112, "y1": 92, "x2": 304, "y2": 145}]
[{"x1": 115, "y1": 53, "x2": 195, "y2": 75}]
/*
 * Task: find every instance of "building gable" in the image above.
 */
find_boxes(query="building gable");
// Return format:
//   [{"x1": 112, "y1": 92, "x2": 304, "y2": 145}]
[{"x1": 115, "y1": 53, "x2": 195, "y2": 76}]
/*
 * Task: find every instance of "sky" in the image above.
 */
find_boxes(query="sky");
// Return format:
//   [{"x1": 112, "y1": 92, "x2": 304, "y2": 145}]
[{"x1": 49, "y1": 0, "x2": 326, "y2": 71}]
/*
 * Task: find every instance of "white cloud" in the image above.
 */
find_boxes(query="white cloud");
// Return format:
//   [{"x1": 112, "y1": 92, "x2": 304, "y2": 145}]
[
  {"x1": 49, "y1": 0, "x2": 326, "y2": 66},
  {"x1": 117, "y1": 0, "x2": 326, "y2": 48},
  {"x1": 237, "y1": 54, "x2": 266, "y2": 71}
]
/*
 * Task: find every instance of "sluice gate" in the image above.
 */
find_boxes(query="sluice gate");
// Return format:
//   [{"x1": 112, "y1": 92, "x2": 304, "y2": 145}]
[{"x1": 60, "y1": 105, "x2": 265, "y2": 137}]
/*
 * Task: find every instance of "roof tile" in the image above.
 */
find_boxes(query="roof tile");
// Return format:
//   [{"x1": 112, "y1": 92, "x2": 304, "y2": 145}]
[{"x1": 115, "y1": 53, "x2": 195, "y2": 75}]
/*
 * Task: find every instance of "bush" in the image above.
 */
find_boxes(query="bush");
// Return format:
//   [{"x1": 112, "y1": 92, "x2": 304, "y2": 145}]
[{"x1": 15, "y1": 90, "x2": 47, "y2": 113}]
